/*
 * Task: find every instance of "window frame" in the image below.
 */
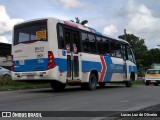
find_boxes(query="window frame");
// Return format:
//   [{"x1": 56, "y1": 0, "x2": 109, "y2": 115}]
[
  {"x1": 57, "y1": 23, "x2": 82, "y2": 52},
  {"x1": 14, "y1": 20, "x2": 48, "y2": 46},
  {"x1": 57, "y1": 23, "x2": 132, "y2": 59}
]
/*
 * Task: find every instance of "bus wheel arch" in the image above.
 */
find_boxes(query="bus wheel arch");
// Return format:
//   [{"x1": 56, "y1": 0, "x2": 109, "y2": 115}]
[
  {"x1": 90, "y1": 70, "x2": 98, "y2": 81},
  {"x1": 125, "y1": 72, "x2": 135, "y2": 87},
  {"x1": 130, "y1": 72, "x2": 135, "y2": 81},
  {"x1": 81, "y1": 70, "x2": 98, "y2": 90}
]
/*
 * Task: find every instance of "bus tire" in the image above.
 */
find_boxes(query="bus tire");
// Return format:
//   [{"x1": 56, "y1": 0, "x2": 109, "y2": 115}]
[
  {"x1": 154, "y1": 83, "x2": 158, "y2": 86},
  {"x1": 125, "y1": 75, "x2": 134, "y2": 87},
  {"x1": 50, "y1": 81, "x2": 66, "y2": 91},
  {"x1": 145, "y1": 82, "x2": 149, "y2": 86},
  {"x1": 86, "y1": 73, "x2": 97, "y2": 90},
  {"x1": 125, "y1": 81, "x2": 132, "y2": 87},
  {"x1": 99, "y1": 83, "x2": 106, "y2": 88}
]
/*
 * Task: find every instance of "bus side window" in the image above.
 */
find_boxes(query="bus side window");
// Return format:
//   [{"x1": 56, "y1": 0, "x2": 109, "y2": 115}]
[
  {"x1": 64, "y1": 30, "x2": 71, "y2": 51},
  {"x1": 127, "y1": 47, "x2": 135, "y2": 63},
  {"x1": 72, "y1": 32, "x2": 81, "y2": 53},
  {"x1": 58, "y1": 25, "x2": 64, "y2": 49},
  {"x1": 103, "y1": 38, "x2": 110, "y2": 56},
  {"x1": 115, "y1": 42, "x2": 122, "y2": 58},
  {"x1": 110, "y1": 41, "x2": 116, "y2": 56},
  {"x1": 97, "y1": 36, "x2": 102, "y2": 54},
  {"x1": 121, "y1": 44, "x2": 127, "y2": 60},
  {"x1": 81, "y1": 32, "x2": 88, "y2": 52},
  {"x1": 88, "y1": 34, "x2": 96, "y2": 53}
]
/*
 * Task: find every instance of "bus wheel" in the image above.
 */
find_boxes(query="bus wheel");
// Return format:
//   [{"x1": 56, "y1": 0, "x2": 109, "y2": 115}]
[
  {"x1": 145, "y1": 82, "x2": 149, "y2": 86},
  {"x1": 154, "y1": 83, "x2": 158, "y2": 86},
  {"x1": 125, "y1": 81, "x2": 132, "y2": 87},
  {"x1": 86, "y1": 73, "x2": 97, "y2": 90},
  {"x1": 99, "y1": 83, "x2": 106, "y2": 88},
  {"x1": 50, "y1": 81, "x2": 66, "y2": 91}
]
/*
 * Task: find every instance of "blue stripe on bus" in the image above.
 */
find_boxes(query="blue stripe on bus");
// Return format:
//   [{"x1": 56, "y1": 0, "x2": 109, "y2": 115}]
[
  {"x1": 129, "y1": 66, "x2": 137, "y2": 73},
  {"x1": 14, "y1": 58, "x2": 48, "y2": 72},
  {"x1": 55, "y1": 58, "x2": 67, "y2": 72},
  {"x1": 82, "y1": 61, "x2": 101, "y2": 72},
  {"x1": 13, "y1": 58, "x2": 137, "y2": 81}
]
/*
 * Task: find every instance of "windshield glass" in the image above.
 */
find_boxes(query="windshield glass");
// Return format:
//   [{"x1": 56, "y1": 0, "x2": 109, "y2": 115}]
[
  {"x1": 14, "y1": 20, "x2": 47, "y2": 45},
  {"x1": 147, "y1": 70, "x2": 160, "y2": 74}
]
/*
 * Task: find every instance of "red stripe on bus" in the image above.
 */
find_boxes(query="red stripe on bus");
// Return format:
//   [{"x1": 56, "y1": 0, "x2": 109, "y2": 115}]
[
  {"x1": 64, "y1": 21, "x2": 78, "y2": 28},
  {"x1": 99, "y1": 56, "x2": 106, "y2": 82}
]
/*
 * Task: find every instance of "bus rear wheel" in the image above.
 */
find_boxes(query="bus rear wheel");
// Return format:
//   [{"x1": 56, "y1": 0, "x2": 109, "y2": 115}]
[
  {"x1": 145, "y1": 82, "x2": 149, "y2": 86},
  {"x1": 125, "y1": 75, "x2": 134, "y2": 87},
  {"x1": 50, "y1": 81, "x2": 66, "y2": 91},
  {"x1": 81, "y1": 73, "x2": 97, "y2": 90},
  {"x1": 154, "y1": 83, "x2": 158, "y2": 86},
  {"x1": 125, "y1": 81, "x2": 132, "y2": 87}
]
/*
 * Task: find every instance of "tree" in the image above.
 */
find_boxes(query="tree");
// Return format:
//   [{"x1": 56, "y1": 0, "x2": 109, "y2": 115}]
[{"x1": 145, "y1": 48, "x2": 160, "y2": 65}]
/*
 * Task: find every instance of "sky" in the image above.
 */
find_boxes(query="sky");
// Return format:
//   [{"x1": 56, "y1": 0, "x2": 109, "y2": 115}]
[{"x1": 0, "y1": 0, "x2": 160, "y2": 49}]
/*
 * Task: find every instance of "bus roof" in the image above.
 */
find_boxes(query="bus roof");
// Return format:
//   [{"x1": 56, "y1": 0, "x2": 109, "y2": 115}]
[
  {"x1": 14, "y1": 17, "x2": 129, "y2": 44},
  {"x1": 58, "y1": 19, "x2": 129, "y2": 44}
]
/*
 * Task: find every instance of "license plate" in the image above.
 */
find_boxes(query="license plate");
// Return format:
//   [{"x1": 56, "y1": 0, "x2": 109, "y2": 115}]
[{"x1": 27, "y1": 75, "x2": 34, "y2": 79}]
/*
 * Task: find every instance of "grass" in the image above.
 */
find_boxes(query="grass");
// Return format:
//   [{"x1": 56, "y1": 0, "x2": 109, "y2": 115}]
[
  {"x1": 132, "y1": 80, "x2": 144, "y2": 85},
  {"x1": 0, "y1": 77, "x2": 50, "y2": 91},
  {"x1": 0, "y1": 76, "x2": 145, "y2": 91}
]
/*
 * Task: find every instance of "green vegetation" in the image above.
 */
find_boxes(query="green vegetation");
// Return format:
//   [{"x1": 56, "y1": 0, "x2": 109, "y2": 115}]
[
  {"x1": 0, "y1": 77, "x2": 50, "y2": 91},
  {"x1": 132, "y1": 80, "x2": 144, "y2": 85}
]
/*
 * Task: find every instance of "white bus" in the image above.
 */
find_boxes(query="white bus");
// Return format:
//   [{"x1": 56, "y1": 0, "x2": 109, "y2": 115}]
[{"x1": 12, "y1": 17, "x2": 137, "y2": 91}]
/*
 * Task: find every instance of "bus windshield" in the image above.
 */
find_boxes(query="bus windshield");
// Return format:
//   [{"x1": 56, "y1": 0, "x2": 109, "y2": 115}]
[
  {"x1": 14, "y1": 20, "x2": 47, "y2": 45},
  {"x1": 147, "y1": 70, "x2": 160, "y2": 74}
]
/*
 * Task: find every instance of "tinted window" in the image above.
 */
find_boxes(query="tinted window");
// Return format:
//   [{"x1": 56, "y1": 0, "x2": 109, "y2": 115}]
[
  {"x1": 127, "y1": 47, "x2": 135, "y2": 62},
  {"x1": 103, "y1": 38, "x2": 110, "y2": 55},
  {"x1": 58, "y1": 25, "x2": 64, "y2": 49},
  {"x1": 72, "y1": 32, "x2": 80, "y2": 53},
  {"x1": 97, "y1": 37, "x2": 110, "y2": 55},
  {"x1": 14, "y1": 20, "x2": 47, "y2": 45},
  {"x1": 97, "y1": 36, "x2": 103, "y2": 54},
  {"x1": 81, "y1": 32, "x2": 88, "y2": 52},
  {"x1": 121, "y1": 44, "x2": 128, "y2": 60},
  {"x1": 110, "y1": 41, "x2": 116, "y2": 56},
  {"x1": 64, "y1": 28, "x2": 80, "y2": 53},
  {"x1": 115, "y1": 42, "x2": 122, "y2": 57},
  {"x1": 88, "y1": 34, "x2": 96, "y2": 53},
  {"x1": 110, "y1": 40, "x2": 122, "y2": 57},
  {"x1": 64, "y1": 30, "x2": 71, "y2": 51}
]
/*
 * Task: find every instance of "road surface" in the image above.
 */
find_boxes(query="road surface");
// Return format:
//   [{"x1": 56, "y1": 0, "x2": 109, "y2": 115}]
[{"x1": 0, "y1": 85, "x2": 160, "y2": 119}]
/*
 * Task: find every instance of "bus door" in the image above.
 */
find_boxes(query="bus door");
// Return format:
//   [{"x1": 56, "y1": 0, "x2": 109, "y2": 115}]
[
  {"x1": 64, "y1": 29, "x2": 80, "y2": 81},
  {"x1": 122, "y1": 44, "x2": 127, "y2": 80}
]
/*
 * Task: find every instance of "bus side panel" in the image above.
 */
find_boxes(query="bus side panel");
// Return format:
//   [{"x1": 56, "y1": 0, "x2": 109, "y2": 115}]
[
  {"x1": 57, "y1": 49, "x2": 67, "y2": 83},
  {"x1": 104, "y1": 57, "x2": 124, "y2": 82},
  {"x1": 81, "y1": 53, "x2": 101, "y2": 83},
  {"x1": 81, "y1": 53, "x2": 125, "y2": 83}
]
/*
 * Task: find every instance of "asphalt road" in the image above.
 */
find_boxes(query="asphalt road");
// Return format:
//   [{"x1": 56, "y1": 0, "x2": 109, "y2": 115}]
[{"x1": 0, "y1": 85, "x2": 160, "y2": 119}]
